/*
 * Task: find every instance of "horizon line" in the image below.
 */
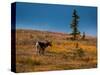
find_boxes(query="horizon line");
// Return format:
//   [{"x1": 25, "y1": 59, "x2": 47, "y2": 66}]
[{"x1": 16, "y1": 28, "x2": 97, "y2": 37}]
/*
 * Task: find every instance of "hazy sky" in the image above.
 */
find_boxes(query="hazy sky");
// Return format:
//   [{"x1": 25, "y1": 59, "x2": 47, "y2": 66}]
[{"x1": 16, "y1": 2, "x2": 97, "y2": 36}]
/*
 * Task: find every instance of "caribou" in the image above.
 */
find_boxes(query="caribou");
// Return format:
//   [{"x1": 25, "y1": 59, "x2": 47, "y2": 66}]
[{"x1": 35, "y1": 40, "x2": 52, "y2": 55}]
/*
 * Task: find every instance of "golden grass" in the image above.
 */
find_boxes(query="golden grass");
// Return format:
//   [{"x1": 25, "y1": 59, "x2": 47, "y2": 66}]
[{"x1": 15, "y1": 29, "x2": 97, "y2": 72}]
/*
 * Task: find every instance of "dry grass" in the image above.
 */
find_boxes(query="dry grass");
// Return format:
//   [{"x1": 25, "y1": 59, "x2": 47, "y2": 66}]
[{"x1": 15, "y1": 29, "x2": 97, "y2": 72}]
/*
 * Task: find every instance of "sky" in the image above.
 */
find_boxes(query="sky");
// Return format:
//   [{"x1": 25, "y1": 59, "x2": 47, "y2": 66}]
[{"x1": 15, "y1": 2, "x2": 97, "y2": 36}]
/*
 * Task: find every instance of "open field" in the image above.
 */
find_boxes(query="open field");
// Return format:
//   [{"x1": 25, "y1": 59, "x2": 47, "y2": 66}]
[{"x1": 16, "y1": 29, "x2": 97, "y2": 72}]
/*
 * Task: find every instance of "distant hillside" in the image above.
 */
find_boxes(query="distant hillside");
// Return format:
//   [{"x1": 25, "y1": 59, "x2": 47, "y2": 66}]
[{"x1": 16, "y1": 29, "x2": 96, "y2": 42}]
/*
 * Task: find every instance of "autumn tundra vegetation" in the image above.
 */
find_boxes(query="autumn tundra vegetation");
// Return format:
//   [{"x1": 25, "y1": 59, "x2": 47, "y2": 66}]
[{"x1": 16, "y1": 29, "x2": 97, "y2": 72}]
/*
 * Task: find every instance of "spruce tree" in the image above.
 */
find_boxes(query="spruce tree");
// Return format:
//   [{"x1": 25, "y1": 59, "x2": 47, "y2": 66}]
[
  {"x1": 70, "y1": 9, "x2": 80, "y2": 40},
  {"x1": 82, "y1": 32, "x2": 85, "y2": 40}
]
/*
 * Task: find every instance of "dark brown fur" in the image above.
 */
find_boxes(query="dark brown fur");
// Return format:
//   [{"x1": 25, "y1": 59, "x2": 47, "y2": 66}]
[{"x1": 36, "y1": 41, "x2": 52, "y2": 55}]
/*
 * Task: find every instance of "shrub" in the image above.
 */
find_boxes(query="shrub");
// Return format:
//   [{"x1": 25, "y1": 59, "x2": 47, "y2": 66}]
[
  {"x1": 33, "y1": 60, "x2": 41, "y2": 65},
  {"x1": 76, "y1": 48, "x2": 85, "y2": 58}
]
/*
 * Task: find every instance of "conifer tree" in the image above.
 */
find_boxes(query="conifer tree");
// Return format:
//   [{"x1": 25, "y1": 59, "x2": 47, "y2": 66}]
[
  {"x1": 70, "y1": 9, "x2": 80, "y2": 40},
  {"x1": 82, "y1": 32, "x2": 85, "y2": 40}
]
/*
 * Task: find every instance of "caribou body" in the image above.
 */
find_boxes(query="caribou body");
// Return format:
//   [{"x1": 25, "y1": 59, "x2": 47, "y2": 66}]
[{"x1": 35, "y1": 41, "x2": 52, "y2": 55}]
